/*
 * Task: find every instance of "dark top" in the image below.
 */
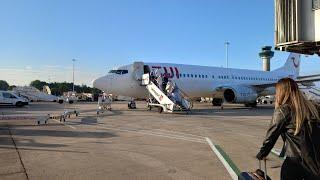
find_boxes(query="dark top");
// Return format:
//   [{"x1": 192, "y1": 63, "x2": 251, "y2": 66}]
[{"x1": 256, "y1": 104, "x2": 320, "y2": 176}]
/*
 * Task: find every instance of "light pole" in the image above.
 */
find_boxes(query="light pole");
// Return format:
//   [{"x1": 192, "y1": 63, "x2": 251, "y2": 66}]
[
  {"x1": 72, "y1": 59, "x2": 76, "y2": 92},
  {"x1": 225, "y1": 41, "x2": 230, "y2": 68}
]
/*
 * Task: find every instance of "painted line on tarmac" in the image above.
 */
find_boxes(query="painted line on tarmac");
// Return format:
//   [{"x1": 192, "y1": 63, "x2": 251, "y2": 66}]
[
  {"x1": 98, "y1": 125, "x2": 206, "y2": 143},
  {"x1": 205, "y1": 137, "x2": 240, "y2": 180},
  {"x1": 52, "y1": 119, "x2": 77, "y2": 130},
  {"x1": 98, "y1": 124, "x2": 240, "y2": 179},
  {"x1": 152, "y1": 129, "x2": 204, "y2": 138}
]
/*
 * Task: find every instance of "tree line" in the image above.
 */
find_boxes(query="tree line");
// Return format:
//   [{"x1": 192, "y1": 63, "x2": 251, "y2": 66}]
[{"x1": 0, "y1": 80, "x2": 101, "y2": 96}]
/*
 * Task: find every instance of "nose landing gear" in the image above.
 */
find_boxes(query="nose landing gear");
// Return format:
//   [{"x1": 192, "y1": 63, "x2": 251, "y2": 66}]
[{"x1": 128, "y1": 101, "x2": 136, "y2": 109}]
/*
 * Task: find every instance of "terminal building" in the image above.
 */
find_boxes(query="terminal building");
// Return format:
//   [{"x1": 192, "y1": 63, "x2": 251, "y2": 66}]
[{"x1": 274, "y1": 0, "x2": 320, "y2": 56}]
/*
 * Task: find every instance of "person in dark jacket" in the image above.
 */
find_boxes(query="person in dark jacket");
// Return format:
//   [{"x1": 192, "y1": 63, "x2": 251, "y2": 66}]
[
  {"x1": 162, "y1": 73, "x2": 169, "y2": 94},
  {"x1": 256, "y1": 78, "x2": 320, "y2": 180}
]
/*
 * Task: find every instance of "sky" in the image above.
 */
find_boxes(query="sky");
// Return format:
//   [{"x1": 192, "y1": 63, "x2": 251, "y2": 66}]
[{"x1": 0, "y1": 0, "x2": 319, "y2": 86}]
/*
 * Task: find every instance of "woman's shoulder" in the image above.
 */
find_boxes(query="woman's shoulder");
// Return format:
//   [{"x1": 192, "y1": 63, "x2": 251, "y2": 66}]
[
  {"x1": 314, "y1": 103, "x2": 320, "y2": 112},
  {"x1": 278, "y1": 104, "x2": 291, "y2": 112},
  {"x1": 276, "y1": 104, "x2": 292, "y2": 117}
]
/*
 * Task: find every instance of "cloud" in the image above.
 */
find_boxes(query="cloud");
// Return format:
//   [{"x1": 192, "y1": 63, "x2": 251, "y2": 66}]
[{"x1": 25, "y1": 65, "x2": 32, "y2": 70}]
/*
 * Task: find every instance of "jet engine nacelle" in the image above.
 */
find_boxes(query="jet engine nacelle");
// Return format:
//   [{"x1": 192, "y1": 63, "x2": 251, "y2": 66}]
[{"x1": 223, "y1": 86, "x2": 258, "y2": 103}]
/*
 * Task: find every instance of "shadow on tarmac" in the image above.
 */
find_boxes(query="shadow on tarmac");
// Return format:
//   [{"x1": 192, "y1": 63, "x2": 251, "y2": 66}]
[
  {"x1": 8, "y1": 128, "x2": 117, "y2": 138},
  {"x1": 190, "y1": 106, "x2": 274, "y2": 116},
  {"x1": 0, "y1": 146, "x2": 88, "y2": 154},
  {"x1": 0, "y1": 128, "x2": 91, "y2": 154}
]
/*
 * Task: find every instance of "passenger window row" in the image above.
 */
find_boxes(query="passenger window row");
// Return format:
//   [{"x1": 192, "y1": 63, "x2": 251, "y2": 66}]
[
  {"x1": 178, "y1": 74, "x2": 209, "y2": 79},
  {"x1": 177, "y1": 73, "x2": 279, "y2": 81}
]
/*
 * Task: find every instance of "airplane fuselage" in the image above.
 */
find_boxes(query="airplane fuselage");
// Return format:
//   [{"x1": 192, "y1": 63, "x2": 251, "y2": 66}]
[{"x1": 93, "y1": 62, "x2": 296, "y2": 100}]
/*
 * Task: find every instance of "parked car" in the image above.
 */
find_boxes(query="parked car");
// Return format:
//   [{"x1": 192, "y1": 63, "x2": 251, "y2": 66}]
[{"x1": 0, "y1": 90, "x2": 29, "y2": 107}]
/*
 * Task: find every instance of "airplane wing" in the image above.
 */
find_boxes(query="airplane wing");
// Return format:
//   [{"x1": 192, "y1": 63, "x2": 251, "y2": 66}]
[
  {"x1": 252, "y1": 74, "x2": 320, "y2": 89},
  {"x1": 296, "y1": 74, "x2": 320, "y2": 84},
  {"x1": 211, "y1": 74, "x2": 320, "y2": 95},
  {"x1": 212, "y1": 74, "x2": 320, "y2": 92}
]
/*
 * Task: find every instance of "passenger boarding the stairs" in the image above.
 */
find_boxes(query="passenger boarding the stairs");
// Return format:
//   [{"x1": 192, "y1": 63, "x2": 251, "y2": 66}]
[
  {"x1": 166, "y1": 80, "x2": 186, "y2": 109},
  {"x1": 161, "y1": 73, "x2": 169, "y2": 95}
]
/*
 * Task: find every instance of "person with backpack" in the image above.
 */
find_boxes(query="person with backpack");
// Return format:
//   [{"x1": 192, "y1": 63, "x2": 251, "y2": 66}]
[{"x1": 256, "y1": 78, "x2": 320, "y2": 180}]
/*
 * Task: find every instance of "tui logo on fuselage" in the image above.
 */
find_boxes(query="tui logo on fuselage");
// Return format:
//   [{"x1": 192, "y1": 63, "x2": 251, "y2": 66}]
[{"x1": 292, "y1": 57, "x2": 300, "y2": 68}]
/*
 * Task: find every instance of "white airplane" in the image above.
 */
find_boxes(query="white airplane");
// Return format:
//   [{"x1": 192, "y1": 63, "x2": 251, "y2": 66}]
[{"x1": 93, "y1": 53, "x2": 316, "y2": 107}]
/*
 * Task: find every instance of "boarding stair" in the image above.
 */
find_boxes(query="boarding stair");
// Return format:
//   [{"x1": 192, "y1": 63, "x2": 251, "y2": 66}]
[{"x1": 141, "y1": 73, "x2": 192, "y2": 113}]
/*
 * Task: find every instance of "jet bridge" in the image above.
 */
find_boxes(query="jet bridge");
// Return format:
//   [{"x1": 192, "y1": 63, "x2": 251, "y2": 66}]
[{"x1": 141, "y1": 73, "x2": 192, "y2": 113}]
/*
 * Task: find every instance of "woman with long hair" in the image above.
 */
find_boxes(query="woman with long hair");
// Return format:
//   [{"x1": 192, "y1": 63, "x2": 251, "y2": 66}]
[{"x1": 256, "y1": 78, "x2": 320, "y2": 180}]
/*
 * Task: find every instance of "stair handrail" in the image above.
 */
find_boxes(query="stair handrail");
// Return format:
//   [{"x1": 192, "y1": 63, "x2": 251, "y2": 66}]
[{"x1": 171, "y1": 82, "x2": 193, "y2": 109}]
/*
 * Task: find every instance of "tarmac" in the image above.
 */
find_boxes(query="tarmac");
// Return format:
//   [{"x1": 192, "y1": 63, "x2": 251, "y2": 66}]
[{"x1": 0, "y1": 101, "x2": 284, "y2": 180}]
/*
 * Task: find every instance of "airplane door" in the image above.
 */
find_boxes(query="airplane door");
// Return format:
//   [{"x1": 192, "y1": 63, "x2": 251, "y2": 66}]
[{"x1": 133, "y1": 62, "x2": 144, "y2": 81}]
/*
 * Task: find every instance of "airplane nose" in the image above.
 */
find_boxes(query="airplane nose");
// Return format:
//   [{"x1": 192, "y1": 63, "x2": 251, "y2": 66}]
[{"x1": 93, "y1": 77, "x2": 105, "y2": 91}]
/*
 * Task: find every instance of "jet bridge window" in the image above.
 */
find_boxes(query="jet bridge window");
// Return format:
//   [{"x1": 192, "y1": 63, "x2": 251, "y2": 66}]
[
  {"x1": 108, "y1": 70, "x2": 129, "y2": 75},
  {"x1": 313, "y1": 0, "x2": 320, "y2": 10}
]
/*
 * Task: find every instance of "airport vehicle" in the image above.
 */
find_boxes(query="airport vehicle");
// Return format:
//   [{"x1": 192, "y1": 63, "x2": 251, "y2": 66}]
[
  {"x1": 0, "y1": 90, "x2": 29, "y2": 107},
  {"x1": 93, "y1": 53, "x2": 320, "y2": 108},
  {"x1": 257, "y1": 95, "x2": 275, "y2": 104},
  {"x1": 13, "y1": 86, "x2": 59, "y2": 102},
  {"x1": 64, "y1": 91, "x2": 78, "y2": 104}
]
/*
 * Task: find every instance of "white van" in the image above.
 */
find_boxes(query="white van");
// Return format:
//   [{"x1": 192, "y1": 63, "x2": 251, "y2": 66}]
[{"x1": 0, "y1": 90, "x2": 29, "y2": 107}]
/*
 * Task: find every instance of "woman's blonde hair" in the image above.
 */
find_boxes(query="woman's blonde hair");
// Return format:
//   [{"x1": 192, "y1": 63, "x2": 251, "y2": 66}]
[{"x1": 275, "y1": 78, "x2": 320, "y2": 135}]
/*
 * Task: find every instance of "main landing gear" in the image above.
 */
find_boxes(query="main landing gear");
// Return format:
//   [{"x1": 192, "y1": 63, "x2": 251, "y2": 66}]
[
  {"x1": 212, "y1": 98, "x2": 223, "y2": 106},
  {"x1": 244, "y1": 101, "x2": 257, "y2": 108}
]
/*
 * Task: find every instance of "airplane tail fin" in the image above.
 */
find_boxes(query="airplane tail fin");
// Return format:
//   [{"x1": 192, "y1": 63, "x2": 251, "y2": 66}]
[{"x1": 273, "y1": 53, "x2": 301, "y2": 78}]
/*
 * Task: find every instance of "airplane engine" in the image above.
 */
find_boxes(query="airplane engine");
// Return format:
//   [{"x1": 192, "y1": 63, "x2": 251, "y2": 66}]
[{"x1": 223, "y1": 86, "x2": 258, "y2": 104}]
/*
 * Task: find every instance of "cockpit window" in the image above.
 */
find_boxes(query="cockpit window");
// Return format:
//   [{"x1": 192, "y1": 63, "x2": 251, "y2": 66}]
[{"x1": 108, "y1": 70, "x2": 128, "y2": 75}]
